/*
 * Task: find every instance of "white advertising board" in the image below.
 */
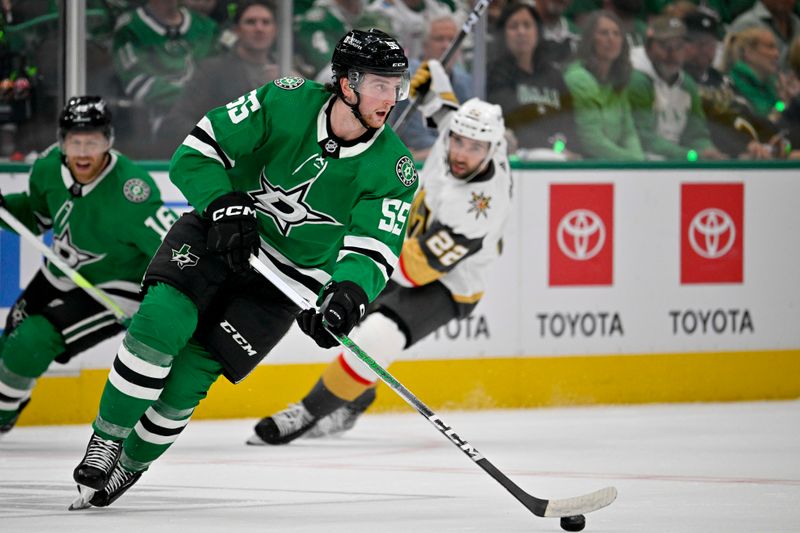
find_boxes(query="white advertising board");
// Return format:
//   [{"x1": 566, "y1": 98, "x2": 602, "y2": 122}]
[{"x1": 1, "y1": 166, "x2": 798, "y2": 374}]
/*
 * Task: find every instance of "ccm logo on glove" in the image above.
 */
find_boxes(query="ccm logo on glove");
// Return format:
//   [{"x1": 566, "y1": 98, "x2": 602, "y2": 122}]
[{"x1": 211, "y1": 205, "x2": 255, "y2": 221}]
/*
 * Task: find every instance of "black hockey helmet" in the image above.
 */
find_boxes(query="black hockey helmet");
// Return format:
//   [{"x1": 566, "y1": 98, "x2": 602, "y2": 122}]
[
  {"x1": 58, "y1": 95, "x2": 113, "y2": 141},
  {"x1": 331, "y1": 29, "x2": 410, "y2": 101},
  {"x1": 332, "y1": 29, "x2": 409, "y2": 77}
]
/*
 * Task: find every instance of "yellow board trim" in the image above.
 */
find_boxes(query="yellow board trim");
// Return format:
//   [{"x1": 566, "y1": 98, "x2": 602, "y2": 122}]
[{"x1": 16, "y1": 350, "x2": 800, "y2": 426}]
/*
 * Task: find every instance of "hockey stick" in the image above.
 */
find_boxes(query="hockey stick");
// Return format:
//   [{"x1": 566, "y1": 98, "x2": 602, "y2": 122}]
[
  {"x1": 249, "y1": 255, "x2": 617, "y2": 520},
  {"x1": 392, "y1": 0, "x2": 493, "y2": 133},
  {"x1": 0, "y1": 206, "x2": 131, "y2": 326}
]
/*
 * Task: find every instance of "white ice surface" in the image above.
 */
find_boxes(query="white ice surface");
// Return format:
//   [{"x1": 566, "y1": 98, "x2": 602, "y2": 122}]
[{"x1": 1, "y1": 401, "x2": 799, "y2": 533}]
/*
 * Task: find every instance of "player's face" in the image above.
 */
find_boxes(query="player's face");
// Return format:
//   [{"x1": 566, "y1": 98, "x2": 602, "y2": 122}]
[
  {"x1": 447, "y1": 132, "x2": 491, "y2": 179},
  {"x1": 356, "y1": 74, "x2": 404, "y2": 128},
  {"x1": 63, "y1": 131, "x2": 110, "y2": 184}
]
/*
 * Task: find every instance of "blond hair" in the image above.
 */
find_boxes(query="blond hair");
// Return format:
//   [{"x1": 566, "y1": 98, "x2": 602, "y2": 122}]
[{"x1": 720, "y1": 26, "x2": 773, "y2": 73}]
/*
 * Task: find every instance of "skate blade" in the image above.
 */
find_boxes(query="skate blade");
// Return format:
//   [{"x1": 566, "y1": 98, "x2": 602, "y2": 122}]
[
  {"x1": 68, "y1": 485, "x2": 95, "y2": 511},
  {"x1": 245, "y1": 433, "x2": 267, "y2": 446}
]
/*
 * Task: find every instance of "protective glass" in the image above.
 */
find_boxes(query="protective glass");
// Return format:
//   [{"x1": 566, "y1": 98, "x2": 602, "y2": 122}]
[{"x1": 348, "y1": 70, "x2": 411, "y2": 102}]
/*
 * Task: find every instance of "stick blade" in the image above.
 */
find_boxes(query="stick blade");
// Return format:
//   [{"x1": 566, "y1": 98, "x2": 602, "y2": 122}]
[{"x1": 542, "y1": 486, "x2": 617, "y2": 517}]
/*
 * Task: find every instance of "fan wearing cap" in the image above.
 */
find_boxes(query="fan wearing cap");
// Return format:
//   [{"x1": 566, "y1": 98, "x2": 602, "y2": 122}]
[
  {"x1": 628, "y1": 15, "x2": 726, "y2": 160},
  {"x1": 249, "y1": 60, "x2": 513, "y2": 446},
  {"x1": 69, "y1": 29, "x2": 418, "y2": 509},
  {"x1": 682, "y1": 8, "x2": 779, "y2": 159},
  {"x1": 0, "y1": 96, "x2": 175, "y2": 438}
]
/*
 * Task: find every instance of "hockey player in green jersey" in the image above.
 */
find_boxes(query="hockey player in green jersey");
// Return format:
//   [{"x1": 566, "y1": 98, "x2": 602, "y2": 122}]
[
  {"x1": 71, "y1": 28, "x2": 416, "y2": 509},
  {"x1": 248, "y1": 61, "x2": 513, "y2": 446},
  {"x1": 0, "y1": 96, "x2": 176, "y2": 437}
]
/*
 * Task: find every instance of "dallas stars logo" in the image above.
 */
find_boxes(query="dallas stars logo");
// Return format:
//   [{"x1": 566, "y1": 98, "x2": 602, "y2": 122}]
[
  {"x1": 9, "y1": 300, "x2": 27, "y2": 329},
  {"x1": 249, "y1": 170, "x2": 340, "y2": 237},
  {"x1": 51, "y1": 225, "x2": 105, "y2": 269},
  {"x1": 468, "y1": 191, "x2": 492, "y2": 219},
  {"x1": 171, "y1": 244, "x2": 199, "y2": 270}
]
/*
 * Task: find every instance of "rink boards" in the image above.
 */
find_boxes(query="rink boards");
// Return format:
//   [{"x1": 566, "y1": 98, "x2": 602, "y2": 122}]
[{"x1": 1, "y1": 161, "x2": 799, "y2": 425}]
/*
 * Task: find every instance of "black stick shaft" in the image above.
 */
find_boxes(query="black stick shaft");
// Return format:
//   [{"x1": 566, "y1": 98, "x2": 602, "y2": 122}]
[{"x1": 392, "y1": 0, "x2": 493, "y2": 132}]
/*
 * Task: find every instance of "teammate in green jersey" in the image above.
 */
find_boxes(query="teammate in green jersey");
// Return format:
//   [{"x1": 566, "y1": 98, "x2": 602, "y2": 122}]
[
  {"x1": 0, "y1": 96, "x2": 176, "y2": 437},
  {"x1": 70, "y1": 28, "x2": 417, "y2": 509}
]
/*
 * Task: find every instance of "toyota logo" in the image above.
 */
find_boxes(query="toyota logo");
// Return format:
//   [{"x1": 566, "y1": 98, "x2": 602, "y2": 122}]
[
  {"x1": 688, "y1": 208, "x2": 736, "y2": 259},
  {"x1": 556, "y1": 209, "x2": 606, "y2": 260}
]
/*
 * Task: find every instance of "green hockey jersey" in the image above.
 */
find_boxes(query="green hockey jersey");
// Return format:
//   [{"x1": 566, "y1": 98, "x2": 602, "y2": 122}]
[
  {"x1": 1, "y1": 147, "x2": 177, "y2": 308},
  {"x1": 113, "y1": 6, "x2": 219, "y2": 108},
  {"x1": 170, "y1": 77, "x2": 418, "y2": 303}
]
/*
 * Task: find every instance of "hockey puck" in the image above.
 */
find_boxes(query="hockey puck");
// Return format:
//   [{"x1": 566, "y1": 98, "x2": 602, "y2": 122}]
[{"x1": 560, "y1": 514, "x2": 586, "y2": 531}]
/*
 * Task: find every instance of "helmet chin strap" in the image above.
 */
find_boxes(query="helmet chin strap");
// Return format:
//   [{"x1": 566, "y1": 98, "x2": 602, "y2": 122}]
[{"x1": 344, "y1": 89, "x2": 372, "y2": 130}]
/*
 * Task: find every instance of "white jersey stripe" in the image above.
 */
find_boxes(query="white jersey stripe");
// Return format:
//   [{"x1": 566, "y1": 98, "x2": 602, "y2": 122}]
[
  {"x1": 117, "y1": 344, "x2": 171, "y2": 379},
  {"x1": 108, "y1": 369, "x2": 162, "y2": 401},
  {"x1": 182, "y1": 135, "x2": 225, "y2": 167},
  {"x1": 133, "y1": 420, "x2": 181, "y2": 445},
  {"x1": 0, "y1": 379, "x2": 31, "y2": 398},
  {"x1": 144, "y1": 406, "x2": 191, "y2": 429},
  {"x1": 343, "y1": 235, "x2": 399, "y2": 269},
  {"x1": 64, "y1": 318, "x2": 118, "y2": 344},
  {"x1": 197, "y1": 116, "x2": 235, "y2": 167},
  {"x1": 337, "y1": 250, "x2": 389, "y2": 282},
  {"x1": 62, "y1": 310, "x2": 115, "y2": 335}
]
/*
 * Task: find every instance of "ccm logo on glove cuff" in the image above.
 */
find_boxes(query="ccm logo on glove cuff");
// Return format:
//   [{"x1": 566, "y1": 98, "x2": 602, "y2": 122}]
[{"x1": 211, "y1": 205, "x2": 256, "y2": 221}]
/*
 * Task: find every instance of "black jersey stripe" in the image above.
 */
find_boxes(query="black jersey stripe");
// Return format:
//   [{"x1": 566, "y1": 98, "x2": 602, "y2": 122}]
[
  {"x1": 140, "y1": 413, "x2": 185, "y2": 437},
  {"x1": 340, "y1": 246, "x2": 395, "y2": 278},
  {"x1": 103, "y1": 287, "x2": 145, "y2": 302},
  {"x1": 189, "y1": 125, "x2": 232, "y2": 169},
  {"x1": 0, "y1": 391, "x2": 23, "y2": 402},
  {"x1": 262, "y1": 248, "x2": 324, "y2": 296},
  {"x1": 113, "y1": 357, "x2": 166, "y2": 391}
]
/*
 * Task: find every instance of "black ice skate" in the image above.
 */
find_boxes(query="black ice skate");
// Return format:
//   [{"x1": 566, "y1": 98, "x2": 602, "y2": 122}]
[
  {"x1": 247, "y1": 402, "x2": 316, "y2": 445},
  {"x1": 88, "y1": 462, "x2": 142, "y2": 507},
  {"x1": 73, "y1": 432, "x2": 123, "y2": 491},
  {"x1": 305, "y1": 388, "x2": 376, "y2": 439},
  {"x1": 0, "y1": 398, "x2": 30, "y2": 436}
]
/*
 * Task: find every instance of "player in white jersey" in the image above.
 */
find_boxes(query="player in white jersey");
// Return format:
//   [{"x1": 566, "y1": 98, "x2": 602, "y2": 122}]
[{"x1": 248, "y1": 60, "x2": 513, "y2": 445}]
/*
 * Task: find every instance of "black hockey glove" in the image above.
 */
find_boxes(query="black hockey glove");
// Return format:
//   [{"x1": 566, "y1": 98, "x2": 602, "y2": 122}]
[
  {"x1": 205, "y1": 191, "x2": 259, "y2": 273},
  {"x1": 297, "y1": 281, "x2": 368, "y2": 349}
]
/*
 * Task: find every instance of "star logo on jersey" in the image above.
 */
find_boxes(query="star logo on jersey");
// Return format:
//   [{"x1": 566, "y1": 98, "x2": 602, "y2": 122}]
[
  {"x1": 249, "y1": 171, "x2": 340, "y2": 237},
  {"x1": 274, "y1": 76, "x2": 305, "y2": 90},
  {"x1": 395, "y1": 156, "x2": 417, "y2": 187},
  {"x1": 171, "y1": 244, "x2": 199, "y2": 270},
  {"x1": 51, "y1": 225, "x2": 105, "y2": 269},
  {"x1": 468, "y1": 191, "x2": 492, "y2": 219},
  {"x1": 123, "y1": 178, "x2": 151, "y2": 203}
]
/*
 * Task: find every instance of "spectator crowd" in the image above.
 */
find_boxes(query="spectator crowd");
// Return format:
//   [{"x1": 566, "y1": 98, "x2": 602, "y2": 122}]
[{"x1": 1, "y1": 0, "x2": 800, "y2": 162}]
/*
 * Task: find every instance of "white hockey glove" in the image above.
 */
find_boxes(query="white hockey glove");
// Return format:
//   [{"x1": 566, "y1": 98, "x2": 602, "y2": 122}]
[{"x1": 411, "y1": 60, "x2": 458, "y2": 123}]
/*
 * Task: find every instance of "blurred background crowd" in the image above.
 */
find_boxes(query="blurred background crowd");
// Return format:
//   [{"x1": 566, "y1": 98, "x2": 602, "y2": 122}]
[{"x1": 1, "y1": 0, "x2": 799, "y2": 163}]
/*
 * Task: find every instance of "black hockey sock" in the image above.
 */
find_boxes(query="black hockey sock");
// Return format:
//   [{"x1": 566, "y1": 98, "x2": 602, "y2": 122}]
[{"x1": 301, "y1": 379, "x2": 348, "y2": 419}]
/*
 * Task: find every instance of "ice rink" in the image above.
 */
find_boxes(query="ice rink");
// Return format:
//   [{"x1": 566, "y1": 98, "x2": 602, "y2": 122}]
[{"x1": 2, "y1": 400, "x2": 799, "y2": 533}]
